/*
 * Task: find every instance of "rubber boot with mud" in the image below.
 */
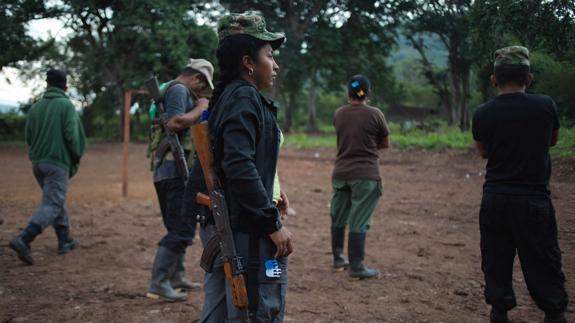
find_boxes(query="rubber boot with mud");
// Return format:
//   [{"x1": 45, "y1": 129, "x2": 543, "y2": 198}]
[
  {"x1": 544, "y1": 311, "x2": 567, "y2": 323},
  {"x1": 331, "y1": 227, "x2": 349, "y2": 271},
  {"x1": 9, "y1": 223, "x2": 41, "y2": 265},
  {"x1": 170, "y1": 252, "x2": 201, "y2": 291},
  {"x1": 55, "y1": 226, "x2": 80, "y2": 255},
  {"x1": 489, "y1": 307, "x2": 509, "y2": 323},
  {"x1": 348, "y1": 232, "x2": 379, "y2": 280},
  {"x1": 147, "y1": 246, "x2": 188, "y2": 302}
]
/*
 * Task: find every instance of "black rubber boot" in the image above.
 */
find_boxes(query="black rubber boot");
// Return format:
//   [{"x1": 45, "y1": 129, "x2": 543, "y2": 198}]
[
  {"x1": 170, "y1": 252, "x2": 201, "y2": 291},
  {"x1": 544, "y1": 312, "x2": 566, "y2": 323},
  {"x1": 55, "y1": 226, "x2": 80, "y2": 255},
  {"x1": 9, "y1": 223, "x2": 41, "y2": 265},
  {"x1": 147, "y1": 246, "x2": 188, "y2": 302},
  {"x1": 348, "y1": 232, "x2": 379, "y2": 280},
  {"x1": 331, "y1": 227, "x2": 349, "y2": 271},
  {"x1": 490, "y1": 307, "x2": 509, "y2": 323}
]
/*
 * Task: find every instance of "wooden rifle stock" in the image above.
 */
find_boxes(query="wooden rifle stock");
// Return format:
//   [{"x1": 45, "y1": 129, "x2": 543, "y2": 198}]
[
  {"x1": 191, "y1": 120, "x2": 251, "y2": 322},
  {"x1": 191, "y1": 123, "x2": 218, "y2": 191},
  {"x1": 196, "y1": 192, "x2": 212, "y2": 209},
  {"x1": 224, "y1": 262, "x2": 249, "y2": 308}
]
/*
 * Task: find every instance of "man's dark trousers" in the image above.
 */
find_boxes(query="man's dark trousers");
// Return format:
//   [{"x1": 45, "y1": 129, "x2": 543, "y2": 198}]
[
  {"x1": 154, "y1": 178, "x2": 196, "y2": 253},
  {"x1": 480, "y1": 192, "x2": 568, "y2": 315}
]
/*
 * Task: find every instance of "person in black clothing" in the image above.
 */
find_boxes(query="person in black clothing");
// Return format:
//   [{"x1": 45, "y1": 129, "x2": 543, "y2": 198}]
[
  {"x1": 146, "y1": 60, "x2": 214, "y2": 302},
  {"x1": 472, "y1": 46, "x2": 568, "y2": 323},
  {"x1": 194, "y1": 12, "x2": 294, "y2": 323}
]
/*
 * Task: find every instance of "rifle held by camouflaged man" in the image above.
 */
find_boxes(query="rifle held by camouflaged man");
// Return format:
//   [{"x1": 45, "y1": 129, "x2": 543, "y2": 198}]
[{"x1": 145, "y1": 76, "x2": 189, "y2": 183}]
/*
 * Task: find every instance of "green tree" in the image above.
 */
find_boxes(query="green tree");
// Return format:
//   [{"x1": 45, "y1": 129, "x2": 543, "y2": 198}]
[
  {"x1": 404, "y1": 0, "x2": 474, "y2": 130},
  {"x1": 470, "y1": 0, "x2": 575, "y2": 105},
  {"x1": 220, "y1": 0, "x2": 408, "y2": 132},
  {"x1": 36, "y1": 0, "x2": 217, "y2": 138},
  {"x1": 530, "y1": 51, "x2": 575, "y2": 119},
  {"x1": 0, "y1": 0, "x2": 57, "y2": 70},
  {"x1": 220, "y1": 0, "x2": 330, "y2": 132},
  {"x1": 304, "y1": 0, "x2": 406, "y2": 131}
]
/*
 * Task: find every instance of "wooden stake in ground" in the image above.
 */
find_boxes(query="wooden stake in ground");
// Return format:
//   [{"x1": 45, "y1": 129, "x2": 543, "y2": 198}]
[{"x1": 122, "y1": 89, "x2": 147, "y2": 198}]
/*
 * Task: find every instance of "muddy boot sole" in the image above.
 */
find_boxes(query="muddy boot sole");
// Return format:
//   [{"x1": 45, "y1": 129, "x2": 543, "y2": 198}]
[
  {"x1": 146, "y1": 291, "x2": 188, "y2": 302},
  {"x1": 349, "y1": 269, "x2": 380, "y2": 280},
  {"x1": 333, "y1": 259, "x2": 349, "y2": 272},
  {"x1": 171, "y1": 282, "x2": 201, "y2": 291},
  {"x1": 9, "y1": 237, "x2": 34, "y2": 265},
  {"x1": 58, "y1": 239, "x2": 80, "y2": 255}
]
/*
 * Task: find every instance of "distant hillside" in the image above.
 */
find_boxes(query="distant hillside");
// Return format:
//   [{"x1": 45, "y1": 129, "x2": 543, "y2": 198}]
[
  {"x1": 388, "y1": 33, "x2": 448, "y2": 85},
  {"x1": 389, "y1": 33, "x2": 448, "y2": 68},
  {"x1": 0, "y1": 102, "x2": 19, "y2": 114}
]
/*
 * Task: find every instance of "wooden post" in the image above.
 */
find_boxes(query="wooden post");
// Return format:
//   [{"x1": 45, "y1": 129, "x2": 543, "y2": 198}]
[{"x1": 122, "y1": 90, "x2": 132, "y2": 198}]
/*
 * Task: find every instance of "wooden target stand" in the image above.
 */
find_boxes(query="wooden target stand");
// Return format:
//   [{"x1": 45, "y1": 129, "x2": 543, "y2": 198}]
[{"x1": 122, "y1": 89, "x2": 148, "y2": 197}]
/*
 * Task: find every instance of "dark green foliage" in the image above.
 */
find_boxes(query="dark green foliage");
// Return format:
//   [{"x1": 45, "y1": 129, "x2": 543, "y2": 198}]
[
  {"x1": 0, "y1": 0, "x2": 58, "y2": 70},
  {"x1": 469, "y1": 0, "x2": 575, "y2": 118},
  {"x1": 34, "y1": 0, "x2": 218, "y2": 139},
  {"x1": 530, "y1": 51, "x2": 575, "y2": 119},
  {"x1": 220, "y1": 0, "x2": 408, "y2": 132},
  {"x1": 3, "y1": 0, "x2": 575, "y2": 142},
  {"x1": 0, "y1": 111, "x2": 26, "y2": 140}
]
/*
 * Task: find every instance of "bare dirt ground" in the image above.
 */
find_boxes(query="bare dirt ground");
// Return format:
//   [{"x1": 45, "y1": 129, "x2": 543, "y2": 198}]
[{"x1": 0, "y1": 143, "x2": 573, "y2": 323}]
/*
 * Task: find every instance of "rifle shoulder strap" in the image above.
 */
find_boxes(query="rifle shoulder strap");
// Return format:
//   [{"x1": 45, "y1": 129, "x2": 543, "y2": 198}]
[{"x1": 161, "y1": 80, "x2": 195, "y2": 105}]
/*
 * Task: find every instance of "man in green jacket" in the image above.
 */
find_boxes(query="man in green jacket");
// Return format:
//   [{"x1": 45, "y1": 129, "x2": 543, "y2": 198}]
[{"x1": 9, "y1": 69, "x2": 86, "y2": 265}]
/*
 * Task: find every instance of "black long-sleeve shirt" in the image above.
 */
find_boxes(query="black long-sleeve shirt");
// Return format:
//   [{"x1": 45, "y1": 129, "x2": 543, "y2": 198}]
[{"x1": 209, "y1": 79, "x2": 282, "y2": 235}]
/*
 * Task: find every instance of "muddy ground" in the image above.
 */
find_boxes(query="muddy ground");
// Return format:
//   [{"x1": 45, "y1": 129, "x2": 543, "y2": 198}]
[{"x1": 0, "y1": 143, "x2": 573, "y2": 323}]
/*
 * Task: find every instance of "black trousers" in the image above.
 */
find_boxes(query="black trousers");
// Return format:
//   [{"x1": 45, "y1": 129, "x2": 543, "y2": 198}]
[
  {"x1": 479, "y1": 192, "x2": 568, "y2": 314},
  {"x1": 154, "y1": 177, "x2": 197, "y2": 253}
]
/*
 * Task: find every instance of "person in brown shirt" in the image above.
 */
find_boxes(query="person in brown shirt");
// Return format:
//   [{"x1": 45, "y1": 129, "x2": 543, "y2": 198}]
[{"x1": 330, "y1": 74, "x2": 390, "y2": 280}]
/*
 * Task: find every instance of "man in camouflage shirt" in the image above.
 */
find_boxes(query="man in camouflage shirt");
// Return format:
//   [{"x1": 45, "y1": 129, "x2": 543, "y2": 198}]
[{"x1": 146, "y1": 59, "x2": 214, "y2": 302}]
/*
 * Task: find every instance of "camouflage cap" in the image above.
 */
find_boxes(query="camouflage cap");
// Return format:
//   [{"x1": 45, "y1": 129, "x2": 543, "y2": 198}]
[
  {"x1": 217, "y1": 12, "x2": 286, "y2": 50},
  {"x1": 494, "y1": 46, "x2": 530, "y2": 67}
]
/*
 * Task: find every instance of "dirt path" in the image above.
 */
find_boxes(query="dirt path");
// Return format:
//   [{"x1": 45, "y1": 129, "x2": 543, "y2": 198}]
[{"x1": 0, "y1": 143, "x2": 573, "y2": 322}]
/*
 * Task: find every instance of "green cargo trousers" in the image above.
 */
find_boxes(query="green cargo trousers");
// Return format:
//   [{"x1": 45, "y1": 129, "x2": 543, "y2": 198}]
[{"x1": 330, "y1": 179, "x2": 383, "y2": 233}]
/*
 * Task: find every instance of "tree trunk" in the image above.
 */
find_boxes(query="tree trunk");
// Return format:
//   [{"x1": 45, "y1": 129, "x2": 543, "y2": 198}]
[
  {"x1": 459, "y1": 67, "x2": 471, "y2": 131},
  {"x1": 449, "y1": 62, "x2": 462, "y2": 127},
  {"x1": 283, "y1": 91, "x2": 296, "y2": 133},
  {"x1": 407, "y1": 35, "x2": 453, "y2": 124},
  {"x1": 445, "y1": 91, "x2": 455, "y2": 125},
  {"x1": 82, "y1": 104, "x2": 93, "y2": 137},
  {"x1": 306, "y1": 69, "x2": 318, "y2": 133}
]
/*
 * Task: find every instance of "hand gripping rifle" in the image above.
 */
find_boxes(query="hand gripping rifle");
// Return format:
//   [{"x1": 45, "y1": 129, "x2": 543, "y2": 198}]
[
  {"x1": 145, "y1": 76, "x2": 189, "y2": 183},
  {"x1": 192, "y1": 111, "x2": 251, "y2": 323}
]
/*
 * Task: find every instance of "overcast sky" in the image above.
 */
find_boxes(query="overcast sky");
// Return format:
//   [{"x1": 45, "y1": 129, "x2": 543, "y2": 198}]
[{"x1": 0, "y1": 18, "x2": 68, "y2": 108}]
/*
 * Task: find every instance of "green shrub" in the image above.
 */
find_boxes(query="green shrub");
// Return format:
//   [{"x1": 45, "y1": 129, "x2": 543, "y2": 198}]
[
  {"x1": 551, "y1": 125, "x2": 575, "y2": 158},
  {"x1": 0, "y1": 111, "x2": 26, "y2": 140}
]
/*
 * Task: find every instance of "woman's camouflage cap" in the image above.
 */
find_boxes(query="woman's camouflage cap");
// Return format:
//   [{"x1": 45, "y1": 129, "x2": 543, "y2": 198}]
[
  {"x1": 494, "y1": 46, "x2": 530, "y2": 67},
  {"x1": 217, "y1": 12, "x2": 286, "y2": 50}
]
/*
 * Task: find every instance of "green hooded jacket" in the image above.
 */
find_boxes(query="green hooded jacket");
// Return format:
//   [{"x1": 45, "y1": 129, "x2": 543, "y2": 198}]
[{"x1": 25, "y1": 87, "x2": 86, "y2": 177}]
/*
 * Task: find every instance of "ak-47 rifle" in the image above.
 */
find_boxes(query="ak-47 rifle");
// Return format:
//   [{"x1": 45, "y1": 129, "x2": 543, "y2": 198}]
[
  {"x1": 145, "y1": 76, "x2": 189, "y2": 182},
  {"x1": 192, "y1": 112, "x2": 251, "y2": 323}
]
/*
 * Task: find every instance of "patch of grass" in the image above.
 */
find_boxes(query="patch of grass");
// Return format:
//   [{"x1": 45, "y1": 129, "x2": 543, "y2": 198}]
[
  {"x1": 283, "y1": 133, "x2": 336, "y2": 149},
  {"x1": 389, "y1": 123, "x2": 473, "y2": 150},
  {"x1": 551, "y1": 126, "x2": 575, "y2": 158},
  {"x1": 284, "y1": 122, "x2": 473, "y2": 150},
  {"x1": 284, "y1": 123, "x2": 574, "y2": 158},
  {"x1": 0, "y1": 140, "x2": 27, "y2": 148}
]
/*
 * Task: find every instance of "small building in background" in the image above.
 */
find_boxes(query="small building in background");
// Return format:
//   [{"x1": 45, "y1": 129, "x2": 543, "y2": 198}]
[
  {"x1": 387, "y1": 104, "x2": 437, "y2": 122},
  {"x1": 387, "y1": 105, "x2": 439, "y2": 132}
]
